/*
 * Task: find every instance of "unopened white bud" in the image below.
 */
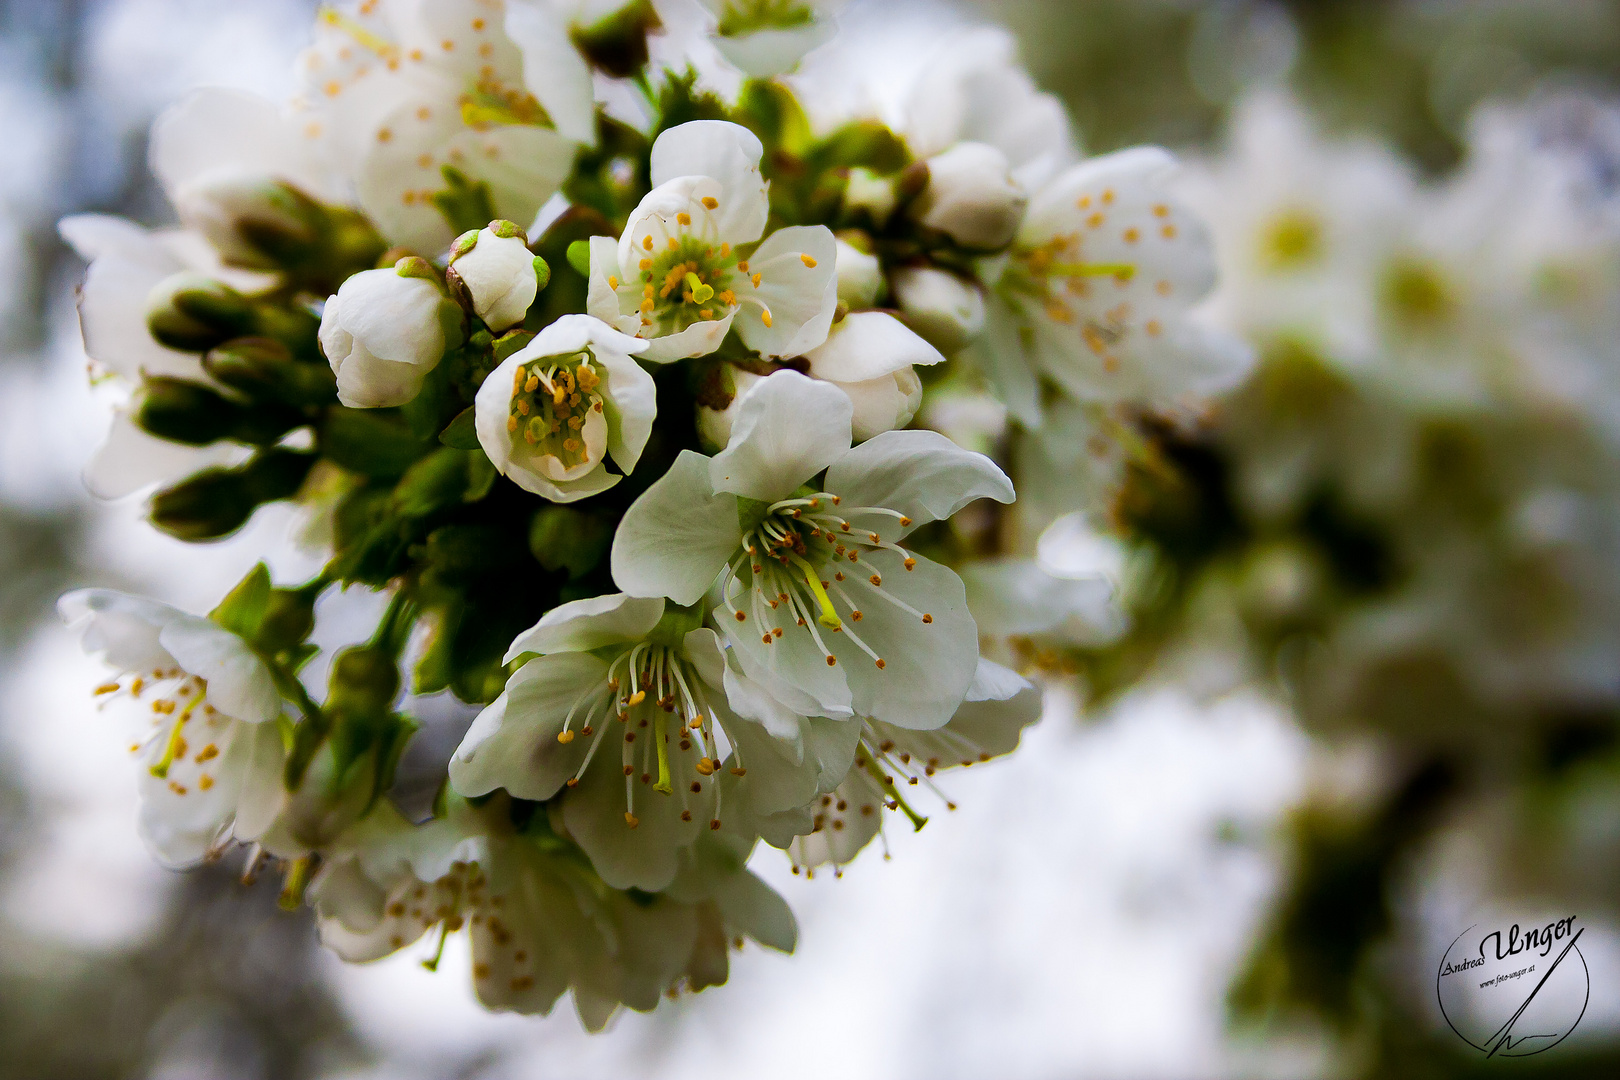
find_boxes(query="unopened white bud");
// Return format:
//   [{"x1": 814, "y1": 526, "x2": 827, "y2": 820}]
[
  {"x1": 908, "y1": 142, "x2": 1027, "y2": 250},
  {"x1": 834, "y1": 236, "x2": 884, "y2": 308},
  {"x1": 697, "y1": 364, "x2": 765, "y2": 450},
  {"x1": 448, "y1": 221, "x2": 539, "y2": 331},
  {"x1": 319, "y1": 264, "x2": 449, "y2": 409},
  {"x1": 891, "y1": 266, "x2": 986, "y2": 353},
  {"x1": 803, "y1": 311, "x2": 941, "y2": 440}
]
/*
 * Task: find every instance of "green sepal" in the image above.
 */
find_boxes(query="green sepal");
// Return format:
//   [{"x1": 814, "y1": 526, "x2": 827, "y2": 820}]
[
  {"x1": 493, "y1": 328, "x2": 536, "y2": 362},
  {"x1": 528, "y1": 505, "x2": 612, "y2": 579},
  {"x1": 439, "y1": 406, "x2": 480, "y2": 449},
  {"x1": 736, "y1": 496, "x2": 772, "y2": 537},
  {"x1": 209, "y1": 562, "x2": 273, "y2": 640},
  {"x1": 647, "y1": 602, "x2": 703, "y2": 647},
  {"x1": 390, "y1": 446, "x2": 497, "y2": 518}
]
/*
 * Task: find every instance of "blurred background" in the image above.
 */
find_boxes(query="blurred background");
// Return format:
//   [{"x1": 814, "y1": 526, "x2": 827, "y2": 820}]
[{"x1": 4, "y1": 0, "x2": 1620, "y2": 1076}]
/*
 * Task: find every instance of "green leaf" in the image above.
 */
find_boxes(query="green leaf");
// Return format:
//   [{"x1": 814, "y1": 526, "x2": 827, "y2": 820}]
[
  {"x1": 439, "y1": 406, "x2": 481, "y2": 449},
  {"x1": 431, "y1": 165, "x2": 497, "y2": 236},
  {"x1": 321, "y1": 407, "x2": 434, "y2": 478},
  {"x1": 209, "y1": 563, "x2": 273, "y2": 639}
]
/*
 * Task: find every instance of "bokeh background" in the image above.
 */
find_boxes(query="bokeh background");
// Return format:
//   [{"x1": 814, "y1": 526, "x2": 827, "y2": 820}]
[{"x1": 3, "y1": 1, "x2": 1620, "y2": 1076}]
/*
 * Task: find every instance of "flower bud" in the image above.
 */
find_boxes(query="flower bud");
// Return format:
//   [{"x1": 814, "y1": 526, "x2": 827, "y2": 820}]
[
  {"x1": 695, "y1": 363, "x2": 765, "y2": 451},
  {"x1": 202, "y1": 337, "x2": 338, "y2": 406},
  {"x1": 447, "y1": 221, "x2": 542, "y2": 331},
  {"x1": 890, "y1": 265, "x2": 986, "y2": 352},
  {"x1": 173, "y1": 173, "x2": 322, "y2": 270},
  {"x1": 136, "y1": 375, "x2": 297, "y2": 446},
  {"x1": 803, "y1": 312, "x2": 942, "y2": 440},
  {"x1": 145, "y1": 272, "x2": 255, "y2": 351},
  {"x1": 834, "y1": 235, "x2": 884, "y2": 308},
  {"x1": 907, "y1": 142, "x2": 1027, "y2": 250},
  {"x1": 318, "y1": 262, "x2": 452, "y2": 409},
  {"x1": 844, "y1": 167, "x2": 899, "y2": 227},
  {"x1": 149, "y1": 449, "x2": 315, "y2": 541},
  {"x1": 571, "y1": 0, "x2": 663, "y2": 78}
]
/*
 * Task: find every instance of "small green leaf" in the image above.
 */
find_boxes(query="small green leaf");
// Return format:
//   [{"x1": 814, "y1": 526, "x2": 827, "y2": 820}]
[
  {"x1": 439, "y1": 406, "x2": 481, "y2": 449},
  {"x1": 210, "y1": 562, "x2": 273, "y2": 639}
]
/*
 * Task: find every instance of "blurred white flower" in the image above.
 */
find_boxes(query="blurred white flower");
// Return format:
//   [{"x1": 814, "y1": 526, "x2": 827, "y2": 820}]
[
  {"x1": 588, "y1": 120, "x2": 838, "y2": 361},
  {"x1": 890, "y1": 264, "x2": 985, "y2": 353},
  {"x1": 698, "y1": 0, "x2": 845, "y2": 77},
  {"x1": 909, "y1": 141, "x2": 1028, "y2": 251},
  {"x1": 58, "y1": 589, "x2": 286, "y2": 869},
  {"x1": 294, "y1": 0, "x2": 584, "y2": 252}
]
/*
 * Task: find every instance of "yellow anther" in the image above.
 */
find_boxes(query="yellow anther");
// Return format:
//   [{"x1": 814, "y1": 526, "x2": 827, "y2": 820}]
[
  {"x1": 800, "y1": 253, "x2": 818, "y2": 268},
  {"x1": 752, "y1": 272, "x2": 763, "y2": 288},
  {"x1": 557, "y1": 730, "x2": 575, "y2": 744},
  {"x1": 695, "y1": 758, "x2": 716, "y2": 776},
  {"x1": 676, "y1": 212, "x2": 691, "y2": 226},
  {"x1": 702, "y1": 196, "x2": 719, "y2": 209},
  {"x1": 760, "y1": 307, "x2": 772, "y2": 327},
  {"x1": 627, "y1": 689, "x2": 646, "y2": 706},
  {"x1": 608, "y1": 275, "x2": 619, "y2": 289},
  {"x1": 624, "y1": 812, "x2": 640, "y2": 828}
]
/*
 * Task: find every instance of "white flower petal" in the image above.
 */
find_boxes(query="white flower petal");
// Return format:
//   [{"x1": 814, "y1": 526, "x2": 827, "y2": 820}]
[
  {"x1": 611, "y1": 450, "x2": 742, "y2": 605},
  {"x1": 334, "y1": 270, "x2": 446, "y2": 365},
  {"x1": 504, "y1": 593, "x2": 666, "y2": 661},
  {"x1": 709, "y1": 370, "x2": 852, "y2": 501},
  {"x1": 804, "y1": 312, "x2": 944, "y2": 383},
  {"x1": 448, "y1": 652, "x2": 609, "y2": 800},
  {"x1": 157, "y1": 614, "x2": 281, "y2": 723},
  {"x1": 504, "y1": 0, "x2": 599, "y2": 146},
  {"x1": 649, "y1": 121, "x2": 769, "y2": 244},
  {"x1": 150, "y1": 86, "x2": 339, "y2": 205},
  {"x1": 724, "y1": 600, "x2": 854, "y2": 720},
  {"x1": 711, "y1": 20, "x2": 835, "y2": 78},
  {"x1": 731, "y1": 226, "x2": 839, "y2": 358},
  {"x1": 84, "y1": 409, "x2": 239, "y2": 500},
  {"x1": 824, "y1": 428, "x2": 1014, "y2": 539},
  {"x1": 597, "y1": 347, "x2": 657, "y2": 473},
  {"x1": 959, "y1": 558, "x2": 1121, "y2": 640},
  {"x1": 561, "y1": 736, "x2": 707, "y2": 892},
  {"x1": 829, "y1": 548, "x2": 978, "y2": 730}
]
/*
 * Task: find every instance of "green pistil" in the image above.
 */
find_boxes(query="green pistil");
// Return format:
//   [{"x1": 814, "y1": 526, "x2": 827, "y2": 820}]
[
  {"x1": 507, "y1": 351, "x2": 601, "y2": 467},
  {"x1": 653, "y1": 707, "x2": 673, "y2": 795},
  {"x1": 684, "y1": 272, "x2": 715, "y2": 304},
  {"x1": 864, "y1": 754, "x2": 928, "y2": 832},
  {"x1": 148, "y1": 697, "x2": 201, "y2": 779},
  {"x1": 639, "y1": 236, "x2": 741, "y2": 335},
  {"x1": 1048, "y1": 261, "x2": 1136, "y2": 280},
  {"x1": 788, "y1": 552, "x2": 842, "y2": 629}
]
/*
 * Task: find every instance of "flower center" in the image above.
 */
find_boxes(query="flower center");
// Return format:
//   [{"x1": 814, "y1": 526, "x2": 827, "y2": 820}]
[
  {"x1": 459, "y1": 77, "x2": 551, "y2": 130},
  {"x1": 505, "y1": 351, "x2": 603, "y2": 469},
  {"x1": 628, "y1": 232, "x2": 743, "y2": 336},
  {"x1": 552, "y1": 643, "x2": 740, "y2": 831},
  {"x1": 719, "y1": 493, "x2": 932, "y2": 669},
  {"x1": 95, "y1": 667, "x2": 230, "y2": 798}
]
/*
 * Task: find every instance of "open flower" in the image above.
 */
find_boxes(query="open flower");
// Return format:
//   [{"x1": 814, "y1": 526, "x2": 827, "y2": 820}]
[
  {"x1": 787, "y1": 658, "x2": 1041, "y2": 873},
  {"x1": 295, "y1": 0, "x2": 585, "y2": 253},
  {"x1": 588, "y1": 120, "x2": 838, "y2": 362},
  {"x1": 58, "y1": 589, "x2": 286, "y2": 868},
  {"x1": 612, "y1": 370, "x2": 1014, "y2": 730},
  {"x1": 450, "y1": 594, "x2": 820, "y2": 890},
  {"x1": 982, "y1": 147, "x2": 1253, "y2": 423},
  {"x1": 474, "y1": 314, "x2": 655, "y2": 502},
  {"x1": 320, "y1": 258, "x2": 458, "y2": 408}
]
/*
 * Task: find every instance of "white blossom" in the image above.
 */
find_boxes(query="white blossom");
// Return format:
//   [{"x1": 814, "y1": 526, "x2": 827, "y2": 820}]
[
  {"x1": 57, "y1": 215, "x2": 256, "y2": 497},
  {"x1": 982, "y1": 146, "x2": 1253, "y2": 423},
  {"x1": 612, "y1": 370, "x2": 1013, "y2": 730},
  {"x1": 294, "y1": 0, "x2": 584, "y2": 253},
  {"x1": 320, "y1": 260, "x2": 456, "y2": 408},
  {"x1": 891, "y1": 264, "x2": 985, "y2": 353},
  {"x1": 588, "y1": 120, "x2": 838, "y2": 362},
  {"x1": 150, "y1": 86, "x2": 345, "y2": 269},
  {"x1": 447, "y1": 219, "x2": 542, "y2": 330},
  {"x1": 832, "y1": 235, "x2": 883, "y2": 308},
  {"x1": 448, "y1": 593, "x2": 824, "y2": 890},
  {"x1": 909, "y1": 142, "x2": 1028, "y2": 251},
  {"x1": 787, "y1": 658, "x2": 1041, "y2": 873},
  {"x1": 58, "y1": 590, "x2": 285, "y2": 869},
  {"x1": 474, "y1": 314, "x2": 655, "y2": 502}
]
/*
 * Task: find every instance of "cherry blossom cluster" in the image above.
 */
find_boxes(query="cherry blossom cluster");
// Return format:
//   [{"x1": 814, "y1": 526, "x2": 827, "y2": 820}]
[{"x1": 57, "y1": 0, "x2": 1242, "y2": 1026}]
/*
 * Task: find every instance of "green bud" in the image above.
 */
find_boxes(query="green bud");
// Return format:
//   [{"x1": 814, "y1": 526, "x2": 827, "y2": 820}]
[
  {"x1": 565, "y1": 238, "x2": 592, "y2": 278},
  {"x1": 533, "y1": 254, "x2": 552, "y2": 293},
  {"x1": 149, "y1": 449, "x2": 315, "y2": 541},
  {"x1": 145, "y1": 272, "x2": 254, "y2": 351},
  {"x1": 258, "y1": 587, "x2": 319, "y2": 652},
  {"x1": 202, "y1": 337, "x2": 337, "y2": 406},
  {"x1": 569, "y1": 0, "x2": 661, "y2": 78},
  {"x1": 136, "y1": 375, "x2": 298, "y2": 446},
  {"x1": 327, "y1": 645, "x2": 400, "y2": 720},
  {"x1": 390, "y1": 447, "x2": 493, "y2": 518},
  {"x1": 528, "y1": 505, "x2": 612, "y2": 580},
  {"x1": 210, "y1": 562, "x2": 273, "y2": 640}
]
